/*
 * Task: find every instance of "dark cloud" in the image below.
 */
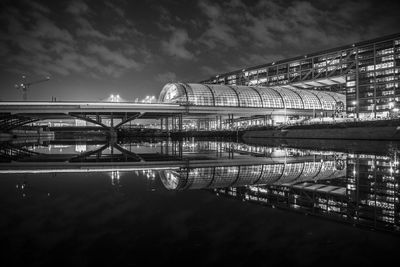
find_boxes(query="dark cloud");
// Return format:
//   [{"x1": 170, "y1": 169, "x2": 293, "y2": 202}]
[
  {"x1": 0, "y1": 0, "x2": 399, "y2": 100},
  {"x1": 0, "y1": 0, "x2": 147, "y2": 80},
  {"x1": 197, "y1": 1, "x2": 239, "y2": 49},
  {"x1": 66, "y1": 1, "x2": 89, "y2": 15}
]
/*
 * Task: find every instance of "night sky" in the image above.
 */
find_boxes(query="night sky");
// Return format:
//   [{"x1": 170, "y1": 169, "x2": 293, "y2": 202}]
[{"x1": 0, "y1": 0, "x2": 399, "y2": 101}]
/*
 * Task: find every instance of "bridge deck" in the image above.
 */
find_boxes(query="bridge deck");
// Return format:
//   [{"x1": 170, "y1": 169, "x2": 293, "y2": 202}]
[{"x1": 0, "y1": 101, "x2": 332, "y2": 117}]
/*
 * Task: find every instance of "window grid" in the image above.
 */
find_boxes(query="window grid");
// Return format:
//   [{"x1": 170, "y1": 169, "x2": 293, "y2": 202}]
[
  {"x1": 187, "y1": 84, "x2": 214, "y2": 106},
  {"x1": 254, "y1": 87, "x2": 285, "y2": 108},
  {"x1": 292, "y1": 88, "x2": 322, "y2": 109},
  {"x1": 187, "y1": 167, "x2": 214, "y2": 189},
  {"x1": 208, "y1": 85, "x2": 239, "y2": 106},
  {"x1": 314, "y1": 161, "x2": 337, "y2": 181},
  {"x1": 323, "y1": 91, "x2": 346, "y2": 103},
  {"x1": 272, "y1": 87, "x2": 304, "y2": 109},
  {"x1": 211, "y1": 166, "x2": 239, "y2": 188},
  {"x1": 258, "y1": 164, "x2": 284, "y2": 184},
  {"x1": 233, "y1": 86, "x2": 263, "y2": 107},
  {"x1": 297, "y1": 162, "x2": 323, "y2": 182},
  {"x1": 235, "y1": 165, "x2": 263, "y2": 186},
  {"x1": 311, "y1": 91, "x2": 338, "y2": 110},
  {"x1": 277, "y1": 163, "x2": 304, "y2": 184}
]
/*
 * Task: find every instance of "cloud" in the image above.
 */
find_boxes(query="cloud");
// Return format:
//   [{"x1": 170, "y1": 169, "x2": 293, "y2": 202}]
[
  {"x1": 200, "y1": 66, "x2": 221, "y2": 77},
  {"x1": 32, "y1": 15, "x2": 74, "y2": 43},
  {"x1": 27, "y1": 1, "x2": 51, "y2": 13},
  {"x1": 66, "y1": 1, "x2": 89, "y2": 15},
  {"x1": 86, "y1": 44, "x2": 140, "y2": 69},
  {"x1": 197, "y1": 1, "x2": 238, "y2": 49},
  {"x1": 0, "y1": 1, "x2": 147, "y2": 79},
  {"x1": 155, "y1": 72, "x2": 177, "y2": 83},
  {"x1": 161, "y1": 28, "x2": 194, "y2": 60},
  {"x1": 75, "y1": 17, "x2": 121, "y2": 41}
]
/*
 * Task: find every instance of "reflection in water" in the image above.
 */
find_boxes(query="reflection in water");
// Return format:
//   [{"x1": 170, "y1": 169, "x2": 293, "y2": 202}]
[
  {"x1": 159, "y1": 148, "x2": 400, "y2": 234},
  {"x1": 0, "y1": 138, "x2": 399, "y2": 234},
  {"x1": 159, "y1": 159, "x2": 345, "y2": 190}
]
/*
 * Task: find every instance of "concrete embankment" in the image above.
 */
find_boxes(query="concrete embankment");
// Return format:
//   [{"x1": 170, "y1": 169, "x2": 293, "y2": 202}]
[
  {"x1": 243, "y1": 125, "x2": 400, "y2": 140},
  {"x1": 242, "y1": 138, "x2": 399, "y2": 155}
]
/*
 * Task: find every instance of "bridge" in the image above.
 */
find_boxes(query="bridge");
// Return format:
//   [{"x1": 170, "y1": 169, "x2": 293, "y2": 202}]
[
  {"x1": 0, "y1": 81, "x2": 347, "y2": 132},
  {"x1": 0, "y1": 100, "x2": 336, "y2": 132}
]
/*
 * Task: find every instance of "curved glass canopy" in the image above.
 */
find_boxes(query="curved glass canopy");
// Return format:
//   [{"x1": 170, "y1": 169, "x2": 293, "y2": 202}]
[{"x1": 159, "y1": 83, "x2": 345, "y2": 110}]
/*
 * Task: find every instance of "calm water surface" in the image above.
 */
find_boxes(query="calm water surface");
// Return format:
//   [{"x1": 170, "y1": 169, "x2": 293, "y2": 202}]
[{"x1": 0, "y1": 138, "x2": 399, "y2": 266}]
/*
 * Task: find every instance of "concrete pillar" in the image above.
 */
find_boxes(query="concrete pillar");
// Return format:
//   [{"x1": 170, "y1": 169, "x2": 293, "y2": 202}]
[{"x1": 179, "y1": 113, "x2": 182, "y2": 131}]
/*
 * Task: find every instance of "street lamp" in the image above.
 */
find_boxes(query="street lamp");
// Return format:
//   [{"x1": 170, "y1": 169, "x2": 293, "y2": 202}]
[{"x1": 109, "y1": 94, "x2": 121, "y2": 102}]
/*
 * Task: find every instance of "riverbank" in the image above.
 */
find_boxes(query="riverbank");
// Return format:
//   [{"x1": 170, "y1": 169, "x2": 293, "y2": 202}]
[{"x1": 243, "y1": 119, "x2": 400, "y2": 140}]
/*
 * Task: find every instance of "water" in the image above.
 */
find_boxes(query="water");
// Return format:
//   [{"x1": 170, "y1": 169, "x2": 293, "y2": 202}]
[{"x1": 0, "y1": 138, "x2": 399, "y2": 266}]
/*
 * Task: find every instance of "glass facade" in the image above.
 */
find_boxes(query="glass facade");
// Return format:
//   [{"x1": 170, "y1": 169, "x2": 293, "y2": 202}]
[
  {"x1": 159, "y1": 83, "x2": 343, "y2": 110},
  {"x1": 201, "y1": 33, "x2": 400, "y2": 118}
]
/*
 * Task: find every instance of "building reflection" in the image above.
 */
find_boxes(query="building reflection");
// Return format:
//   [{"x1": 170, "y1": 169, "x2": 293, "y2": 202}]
[
  {"x1": 159, "y1": 158, "x2": 345, "y2": 190},
  {"x1": 159, "y1": 151, "x2": 400, "y2": 233}
]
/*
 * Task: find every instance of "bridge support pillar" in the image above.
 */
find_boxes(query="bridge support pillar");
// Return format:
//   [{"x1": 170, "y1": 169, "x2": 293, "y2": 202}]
[
  {"x1": 178, "y1": 113, "x2": 183, "y2": 132},
  {"x1": 110, "y1": 112, "x2": 114, "y2": 127},
  {"x1": 107, "y1": 127, "x2": 118, "y2": 142}
]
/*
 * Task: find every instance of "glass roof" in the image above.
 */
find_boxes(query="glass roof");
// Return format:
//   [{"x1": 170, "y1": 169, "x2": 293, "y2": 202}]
[{"x1": 159, "y1": 83, "x2": 344, "y2": 110}]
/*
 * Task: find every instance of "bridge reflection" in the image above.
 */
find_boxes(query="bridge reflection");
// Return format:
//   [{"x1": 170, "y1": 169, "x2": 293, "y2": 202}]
[{"x1": 0, "y1": 139, "x2": 344, "y2": 173}]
